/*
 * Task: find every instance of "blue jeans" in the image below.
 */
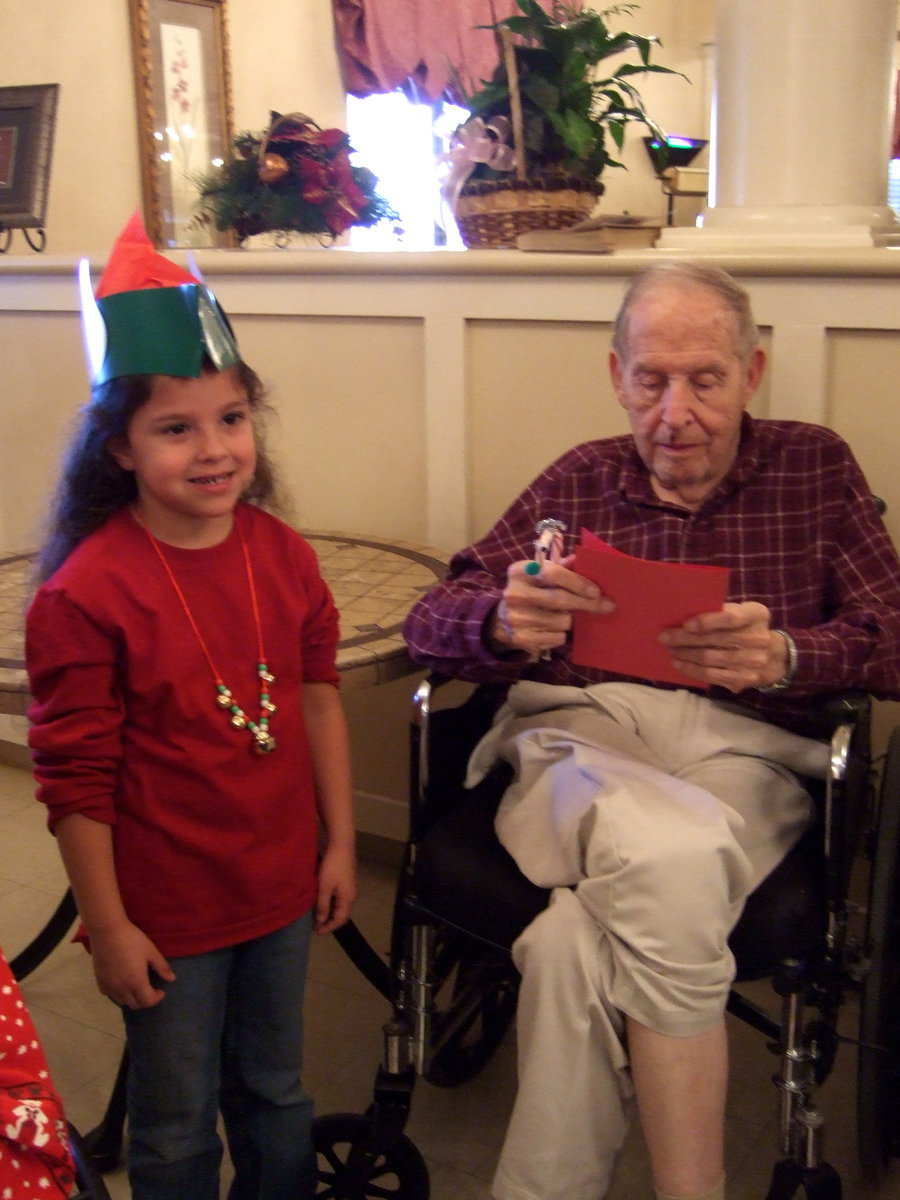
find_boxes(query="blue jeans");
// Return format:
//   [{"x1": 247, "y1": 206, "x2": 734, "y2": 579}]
[{"x1": 123, "y1": 911, "x2": 316, "y2": 1200}]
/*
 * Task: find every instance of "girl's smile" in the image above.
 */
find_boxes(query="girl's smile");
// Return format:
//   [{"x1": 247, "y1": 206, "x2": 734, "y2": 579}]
[
  {"x1": 109, "y1": 365, "x2": 257, "y2": 547},
  {"x1": 189, "y1": 470, "x2": 239, "y2": 491}
]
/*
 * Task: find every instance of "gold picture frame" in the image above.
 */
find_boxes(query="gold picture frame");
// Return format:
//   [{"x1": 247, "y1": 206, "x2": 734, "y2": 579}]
[{"x1": 128, "y1": 0, "x2": 234, "y2": 247}]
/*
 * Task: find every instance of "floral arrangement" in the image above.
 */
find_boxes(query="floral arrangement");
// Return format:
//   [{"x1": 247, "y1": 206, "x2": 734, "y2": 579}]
[{"x1": 194, "y1": 111, "x2": 398, "y2": 244}]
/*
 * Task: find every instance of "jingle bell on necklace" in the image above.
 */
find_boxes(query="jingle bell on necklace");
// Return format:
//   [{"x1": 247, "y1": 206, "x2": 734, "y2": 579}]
[
  {"x1": 142, "y1": 517, "x2": 279, "y2": 757},
  {"x1": 216, "y1": 662, "x2": 278, "y2": 754}
]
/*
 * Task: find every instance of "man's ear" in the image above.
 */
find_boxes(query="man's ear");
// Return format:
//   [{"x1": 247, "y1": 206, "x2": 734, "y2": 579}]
[
  {"x1": 107, "y1": 435, "x2": 133, "y2": 471},
  {"x1": 743, "y1": 346, "x2": 766, "y2": 403},
  {"x1": 609, "y1": 350, "x2": 627, "y2": 409}
]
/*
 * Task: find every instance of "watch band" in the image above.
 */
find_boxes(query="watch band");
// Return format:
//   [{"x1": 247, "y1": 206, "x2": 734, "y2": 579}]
[{"x1": 758, "y1": 629, "x2": 798, "y2": 693}]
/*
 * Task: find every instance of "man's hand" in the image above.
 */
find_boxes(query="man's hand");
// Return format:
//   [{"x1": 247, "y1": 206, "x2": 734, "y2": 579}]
[
  {"x1": 489, "y1": 554, "x2": 614, "y2": 657},
  {"x1": 659, "y1": 601, "x2": 788, "y2": 693}
]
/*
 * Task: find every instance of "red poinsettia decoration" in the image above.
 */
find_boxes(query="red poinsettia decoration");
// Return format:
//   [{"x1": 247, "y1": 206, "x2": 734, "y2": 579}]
[
  {"x1": 195, "y1": 111, "x2": 398, "y2": 244},
  {"x1": 295, "y1": 148, "x2": 368, "y2": 235}
]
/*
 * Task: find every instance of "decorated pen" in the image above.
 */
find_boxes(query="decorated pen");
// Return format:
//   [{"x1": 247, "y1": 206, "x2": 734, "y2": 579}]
[
  {"x1": 529, "y1": 518, "x2": 567, "y2": 657},
  {"x1": 531, "y1": 518, "x2": 567, "y2": 570}
]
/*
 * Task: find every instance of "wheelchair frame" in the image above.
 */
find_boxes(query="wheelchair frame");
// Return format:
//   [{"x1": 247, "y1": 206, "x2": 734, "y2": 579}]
[
  {"x1": 334, "y1": 676, "x2": 899, "y2": 1200},
  {"x1": 9, "y1": 680, "x2": 899, "y2": 1200}
]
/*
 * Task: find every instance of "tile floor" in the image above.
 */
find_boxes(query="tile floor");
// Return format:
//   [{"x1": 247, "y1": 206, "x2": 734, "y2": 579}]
[{"x1": 1, "y1": 749, "x2": 898, "y2": 1200}]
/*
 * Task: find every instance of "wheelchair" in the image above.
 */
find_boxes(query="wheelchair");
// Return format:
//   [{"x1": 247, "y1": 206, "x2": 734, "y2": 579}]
[
  {"x1": 311, "y1": 675, "x2": 900, "y2": 1200},
  {"x1": 11, "y1": 681, "x2": 899, "y2": 1199}
]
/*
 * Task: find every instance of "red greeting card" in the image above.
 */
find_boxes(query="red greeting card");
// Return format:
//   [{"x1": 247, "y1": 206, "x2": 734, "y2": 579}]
[{"x1": 571, "y1": 529, "x2": 730, "y2": 687}]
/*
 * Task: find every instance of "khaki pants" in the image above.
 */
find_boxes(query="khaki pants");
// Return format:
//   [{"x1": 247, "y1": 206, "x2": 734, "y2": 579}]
[{"x1": 489, "y1": 684, "x2": 826, "y2": 1200}]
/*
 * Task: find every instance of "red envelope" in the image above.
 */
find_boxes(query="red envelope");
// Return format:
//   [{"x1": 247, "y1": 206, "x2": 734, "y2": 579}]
[{"x1": 571, "y1": 529, "x2": 730, "y2": 687}]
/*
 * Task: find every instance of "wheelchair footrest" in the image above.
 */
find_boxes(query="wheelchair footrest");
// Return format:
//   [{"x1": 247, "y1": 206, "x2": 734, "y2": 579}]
[
  {"x1": 367, "y1": 1065, "x2": 416, "y2": 1141},
  {"x1": 765, "y1": 1158, "x2": 842, "y2": 1200}
]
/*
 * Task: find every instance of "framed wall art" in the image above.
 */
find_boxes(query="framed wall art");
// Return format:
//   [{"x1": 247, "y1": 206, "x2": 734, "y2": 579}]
[
  {"x1": 128, "y1": 0, "x2": 234, "y2": 247},
  {"x1": 0, "y1": 84, "x2": 59, "y2": 251}
]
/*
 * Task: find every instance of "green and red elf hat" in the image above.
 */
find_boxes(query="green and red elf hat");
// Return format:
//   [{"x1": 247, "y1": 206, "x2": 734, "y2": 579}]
[{"x1": 78, "y1": 211, "x2": 240, "y2": 384}]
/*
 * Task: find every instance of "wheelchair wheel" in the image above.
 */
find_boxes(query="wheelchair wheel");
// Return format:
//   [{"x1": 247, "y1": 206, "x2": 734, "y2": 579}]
[
  {"x1": 858, "y1": 727, "x2": 900, "y2": 1175},
  {"x1": 69, "y1": 1122, "x2": 113, "y2": 1200},
  {"x1": 424, "y1": 934, "x2": 519, "y2": 1088},
  {"x1": 314, "y1": 1113, "x2": 429, "y2": 1199}
]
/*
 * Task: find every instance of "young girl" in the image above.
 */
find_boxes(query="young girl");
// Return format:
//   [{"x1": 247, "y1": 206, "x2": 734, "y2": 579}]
[{"x1": 25, "y1": 214, "x2": 357, "y2": 1200}]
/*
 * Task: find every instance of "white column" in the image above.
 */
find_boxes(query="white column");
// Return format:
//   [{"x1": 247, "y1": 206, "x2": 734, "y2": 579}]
[{"x1": 661, "y1": 0, "x2": 900, "y2": 249}]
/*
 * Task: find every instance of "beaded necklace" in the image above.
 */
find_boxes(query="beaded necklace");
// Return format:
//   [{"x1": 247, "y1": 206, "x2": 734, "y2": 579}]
[{"x1": 140, "y1": 516, "x2": 277, "y2": 754}]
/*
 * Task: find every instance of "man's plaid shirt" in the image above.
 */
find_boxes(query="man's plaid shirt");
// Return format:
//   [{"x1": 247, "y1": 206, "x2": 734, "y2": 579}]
[{"x1": 403, "y1": 417, "x2": 900, "y2": 733}]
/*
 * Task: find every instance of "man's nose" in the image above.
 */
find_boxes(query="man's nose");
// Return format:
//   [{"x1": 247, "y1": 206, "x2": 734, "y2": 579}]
[{"x1": 660, "y1": 380, "x2": 694, "y2": 427}]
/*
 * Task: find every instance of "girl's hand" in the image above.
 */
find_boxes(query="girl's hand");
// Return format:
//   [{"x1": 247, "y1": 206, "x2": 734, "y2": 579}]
[
  {"x1": 315, "y1": 843, "x2": 358, "y2": 935},
  {"x1": 89, "y1": 920, "x2": 176, "y2": 1009}
]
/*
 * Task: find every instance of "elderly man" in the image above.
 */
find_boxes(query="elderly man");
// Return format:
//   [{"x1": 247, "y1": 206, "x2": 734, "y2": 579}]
[{"x1": 403, "y1": 262, "x2": 900, "y2": 1200}]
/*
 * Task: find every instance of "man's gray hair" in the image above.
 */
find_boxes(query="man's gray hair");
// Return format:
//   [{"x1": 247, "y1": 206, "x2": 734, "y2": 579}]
[{"x1": 611, "y1": 262, "x2": 760, "y2": 363}]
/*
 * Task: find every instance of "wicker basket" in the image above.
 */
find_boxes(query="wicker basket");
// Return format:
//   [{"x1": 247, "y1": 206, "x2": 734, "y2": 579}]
[
  {"x1": 452, "y1": 33, "x2": 604, "y2": 249},
  {"x1": 455, "y1": 178, "x2": 603, "y2": 249}
]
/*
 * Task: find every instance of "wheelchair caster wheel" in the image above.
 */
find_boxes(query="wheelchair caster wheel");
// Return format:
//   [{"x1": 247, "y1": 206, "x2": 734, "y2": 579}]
[
  {"x1": 69, "y1": 1123, "x2": 113, "y2": 1200},
  {"x1": 314, "y1": 1112, "x2": 430, "y2": 1199}
]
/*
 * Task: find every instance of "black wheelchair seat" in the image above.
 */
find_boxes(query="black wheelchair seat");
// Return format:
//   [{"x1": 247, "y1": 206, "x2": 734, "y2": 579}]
[
  {"x1": 412, "y1": 760, "x2": 828, "y2": 980},
  {"x1": 410, "y1": 680, "x2": 831, "y2": 980},
  {"x1": 412, "y1": 765, "x2": 546, "y2": 951}
]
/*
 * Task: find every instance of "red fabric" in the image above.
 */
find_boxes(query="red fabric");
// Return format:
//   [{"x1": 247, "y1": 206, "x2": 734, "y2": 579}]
[
  {"x1": 0, "y1": 950, "x2": 76, "y2": 1198},
  {"x1": 403, "y1": 417, "x2": 900, "y2": 737},
  {"x1": 332, "y1": 0, "x2": 572, "y2": 102},
  {"x1": 95, "y1": 210, "x2": 200, "y2": 299},
  {"x1": 26, "y1": 505, "x2": 340, "y2": 957}
]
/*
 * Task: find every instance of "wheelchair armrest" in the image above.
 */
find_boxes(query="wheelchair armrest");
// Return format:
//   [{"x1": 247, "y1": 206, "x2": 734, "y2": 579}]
[
  {"x1": 802, "y1": 689, "x2": 870, "y2": 736},
  {"x1": 409, "y1": 675, "x2": 509, "y2": 842},
  {"x1": 411, "y1": 675, "x2": 454, "y2": 811}
]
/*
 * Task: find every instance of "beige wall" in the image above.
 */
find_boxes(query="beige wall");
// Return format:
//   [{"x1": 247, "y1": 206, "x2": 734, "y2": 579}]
[
  {"x1": 2, "y1": 0, "x2": 141, "y2": 256},
  {"x1": 236, "y1": 314, "x2": 427, "y2": 536},
  {"x1": 2, "y1": 252, "x2": 900, "y2": 834},
  {"x1": 0, "y1": 310, "x2": 85, "y2": 552},
  {"x1": 2, "y1": 0, "x2": 898, "y2": 835},
  {"x1": 828, "y1": 330, "x2": 900, "y2": 507}
]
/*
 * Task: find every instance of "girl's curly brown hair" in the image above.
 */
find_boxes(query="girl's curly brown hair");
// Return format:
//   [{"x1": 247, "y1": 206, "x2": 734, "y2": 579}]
[{"x1": 34, "y1": 361, "x2": 283, "y2": 584}]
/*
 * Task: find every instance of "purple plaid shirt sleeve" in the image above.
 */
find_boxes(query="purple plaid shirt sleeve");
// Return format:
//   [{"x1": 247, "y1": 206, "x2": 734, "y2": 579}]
[{"x1": 403, "y1": 417, "x2": 900, "y2": 731}]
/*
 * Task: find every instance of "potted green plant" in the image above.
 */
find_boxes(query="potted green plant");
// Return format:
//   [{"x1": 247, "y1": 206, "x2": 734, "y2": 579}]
[{"x1": 445, "y1": 1, "x2": 681, "y2": 247}]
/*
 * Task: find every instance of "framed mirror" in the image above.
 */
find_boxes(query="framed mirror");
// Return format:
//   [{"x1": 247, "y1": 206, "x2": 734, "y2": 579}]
[{"x1": 128, "y1": 0, "x2": 234, "y2": 247}]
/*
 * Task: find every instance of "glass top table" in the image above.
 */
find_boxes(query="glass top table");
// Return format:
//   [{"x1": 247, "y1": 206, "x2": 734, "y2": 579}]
[{"x1": 0, "y1": 533, "x2": 449, "y2": 715}]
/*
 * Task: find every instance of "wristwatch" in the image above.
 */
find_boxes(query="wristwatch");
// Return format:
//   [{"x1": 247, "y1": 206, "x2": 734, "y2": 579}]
[{"x1": 758, "y1": 630, "x2": 798, "y2": 693}]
